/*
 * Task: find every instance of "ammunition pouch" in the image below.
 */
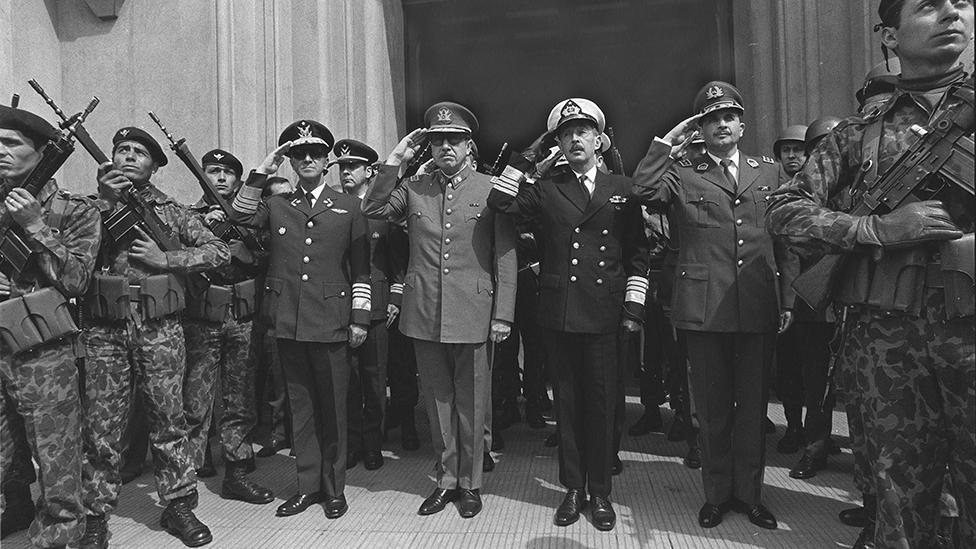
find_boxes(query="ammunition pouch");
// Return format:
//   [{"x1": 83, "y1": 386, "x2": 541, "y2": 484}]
[
  {"x1": 139, "y1": 274, "x2": 185, "y2": 320},
  {"x1": 0, "y1": 231, "x2": 36, "y2": 280},
  {"x1": 836, "y1": 248, "x2": 929, "y2": 316},
  {"x1": 87, "y1": 273, "x2": 185, "y2": 321},
  {"x1": 941, "y1": 233, "x2": 975, "y2": 319},
  {"x1": 185, "y1": 278, "x2": 256, "y2": 322},
  {"x1": 233, "y1": 279, "x2": 257, "y2": 320},
  {"x1": 0, "y1": 288, "x2": 78, "y2": 355},
  {"x1": 87, "y1": 273, "x2": 129, "y2": 320}
]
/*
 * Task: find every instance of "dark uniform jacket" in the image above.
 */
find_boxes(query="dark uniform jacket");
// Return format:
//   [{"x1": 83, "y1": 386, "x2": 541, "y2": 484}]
[
  {"x1": 364, "y1": 217, "x2": 405, "y2": 321},
  {"x1": 634, "y1": 141, "x2": 794, "y2": 333},
  {"x1": 187, "y1": 198, "x2": 266, "y2": 286},
  {"x1": 363, "y1": 163, "x2": 516, "y2": 344},
  {"x1": 488, "y1": 169, "x2": 649, "y2": 334},
  {"x1": 233, "y1": 172, "x2": 371, "y2": 343}
]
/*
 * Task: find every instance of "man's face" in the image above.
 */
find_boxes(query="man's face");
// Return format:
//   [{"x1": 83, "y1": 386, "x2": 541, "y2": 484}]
[
  {"x1": 699, "y1": 109, "x2": 745, "y2": 153},
  {"x1": 203, "y1": 163, "x2": 239, "y2": 197},
  {"x1": 776, "y1": 141, "x2": 806, "y2": 176},
  {"x1": 0, "y1": 129, "x2": 43, "y2": 182},
  {"x1": 112, "y1": 140, "x2": 157, "y2": 184},
  {"x1": 429, "y1": 132, "x2": 471, "y2": 174},
  {"x1": 338, "y1": 161, "x2": 372, "y2": 195},
  {"x1": 886, "y1": 0, "x2": 973, "y2": 66},
  {"x1": 555, "y1": 121, "x2": 601, "y2": 167},
  {"x1": 288, "y1": 145, "x2": 329, "y2": 180}
]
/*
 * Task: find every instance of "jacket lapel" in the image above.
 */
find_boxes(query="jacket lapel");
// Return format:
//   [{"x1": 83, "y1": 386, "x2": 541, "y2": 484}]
[
  {"x1": 553, "y1": 170, "x2": 589, "y2": 213},
  {"x1": 695, "y1": 156, "x2": 735, "y2": 196},
  {"x1": 289, "y1": 189, "x2": 312, "y2": 216},
  {"x1": 735, "y1": 155, "x2": 761, "y2": 197},
  {"x1": 579, "y1": 171, "x2": 614, "y2": 225}
]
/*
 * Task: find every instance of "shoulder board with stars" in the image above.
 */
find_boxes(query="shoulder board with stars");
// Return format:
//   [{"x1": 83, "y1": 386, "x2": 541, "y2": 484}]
[
  {"x1": 677, "y1": 158, "x2": 692, "y2": 168},
  {"x1": 761, "y1": 156, "x2": 776, "y2": 164}
]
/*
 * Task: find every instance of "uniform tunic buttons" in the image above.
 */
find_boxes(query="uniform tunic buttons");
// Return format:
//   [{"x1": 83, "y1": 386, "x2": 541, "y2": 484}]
[
  {"x1": 573, "y1": 242, "x2": 580, "y2": 249},
  {"x1": 601, "y1": 229, "x2": 609, "y2": 235},
  {"x1": 735, "y1": 219, "x2": 743, "y2": 226},
  {"x1": 734, "y1": 199, "x2": 741, "y2": 206},
  {"x1": 443, "y1": 268, "x2": 450, "y2": 274},
  {"x1": 445, "y1": 222, "x2": 452, "y2": 229},
  {"x1": 570, "y1": 275, "x2": 577, "y2": 282},
  {"x1": 303, "y1": 256, "x2": 310, "y2": 263},
  {"x1": 307, "y1": 221, "x2": 314, "y2": 228},
  {"x1": 737, "y1": 259, "x2": 744, "y2": 266},
  {"x1": 301, "y1": 274, "x2": 309, "y2": 281},
  {"x1": 447, "y1": 194, "x2": 454, "y2": 200},
  {"x1": 571, "y1": 258, "x2": 578, "y2": 265},
  {"x1": 738, "y1": 239, "x2": 744, "y2": 246},
  {"x1": 305, "y1": 237, "x2": 312, "y2": 245},
  {"x1": 445, "y1": 238, "x2": 452, "y2": 244},
  {"x1": 598, "y1": 260, "x2": 606, "y2": 267},
  {"x1": 599, "y1": 245, "x2": 606, "y2": 252},
  {"x1": 596, "y1": 278, "x2": 603, "y2": 285},
  {"x1": 574, "y1": 228, "x2": 581, "y2": 233},
  {"x1": 278, "y1": 227, "x2": 286, "y2": 235},
  {"x1": 443, "y1": 253, "x2": 450, "y2": 259},
  {"x1": 446, "y1": 208, "x2": 453, "y2": 214},
  {"x1": 340, "y1": 291, "x2": 346, "y2": 296},
  {"x1": 681, "y1": 271, "x2": 687, "y2": 277}
]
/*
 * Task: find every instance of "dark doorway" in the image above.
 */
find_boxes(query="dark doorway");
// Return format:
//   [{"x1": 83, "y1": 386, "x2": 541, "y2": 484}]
[{"x1": 403, "y1": 0, "x2": 735, "y2": 175}]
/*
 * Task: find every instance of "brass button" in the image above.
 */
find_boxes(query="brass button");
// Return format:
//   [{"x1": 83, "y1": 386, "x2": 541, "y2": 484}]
[
  {"x1": 734, "y1": 199, "x2": 741, "y2": 206},
  {"x1": 735, "y1": 219, "x2": 743, "y2": 226},
  {"x1": 447, "y1": 194, "x2": 454, "y2": 200},
  {"x1": 601, "y1": 229, "x2": 609, "y2": 235},
  {"x1": 307, "y1": 221, "x2": 314, "y2": 228},
  {"x1": 738, "y1": 239, "x2": 744, "y2": 246},
  {"x1": 571, "y1": 258, "x2": 578, "y2": 265},
  {"x1": 443, "y1": 268, "x2": 450, "y2": 274},
  {"x1": 596, "y1": 278, "x2": 603, "y2": 285},
  {"x1": 737, "y1": 259, "x2": 744, "y2": 266},
  {"x1": 278, "y1": 227, "x2": 286, "y2": 235},
  {"x1": 573, "y1": 242, "x2": 580, "y2": 249},
  {"x1": 301, "y1": 274, "x2": 309, "y2": 281},
  {"x1": 303, "y1": 256, "x2": 310, "y2": 263},
  {"x1": 446, "y1": 208, "x2": 453, "y2": 214},
  {"x1": 570, "y1": 275, "x2": 577, "y2": 282},
  {"x1": 600, "y1": 245, "x2": 607, "y2": 252},
  {"x1": 445, "y1": 222, "x2": 452, "y2": 229},
  {"x1": 305, "y1": 237, "x2": 312, "y2": 245},
  {"x1": 574, "y1": 227, "x2": 581, "y2": 233},
  {"x1": 445, "y1": 238, "x2": 452, "y2": 244},
  {"x1": 598, "y1": 260, "x2": 606, "y2": 267},
  {"x1": 443, "y1": 253, "x2": 450, "y2": 259}
]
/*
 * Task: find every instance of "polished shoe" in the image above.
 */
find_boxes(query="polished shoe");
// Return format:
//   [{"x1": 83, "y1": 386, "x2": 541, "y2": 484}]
[
  {"x1": 554, "y1": 489, "x2": 585, "y2": 526},
  {"x1": 363, "y1": 450, "x2": 384, "y2": 470},
  {"x1": 256, "y1": 437, "x2": 289, "y2": 458},
  {"x1": 789, "y1": 448, "x2": 827, "y2": 479},
  {"x1": 667, "y1": 411, "x2": 689, "y2": 442},
  {"x1": 491, "y1": 430, "x2": 505, "y2": 451},
  {"x1": 418, "y1": 488, "x2": 457, "y2": 515},
  {"x1": 0, "y1": 483, "x2": 33, "y2": 540},
  {"x1": 222, "y1": 462, "x2": 274, "y2": 504},
  {"x1": 698, "y1": 502, "x2": 725, "y2": 528},
  {"x1": 346, "y1": 450, "x2": 362, "y2": 469},
  {"x1": 324, "y1": 495, "x2": 348, "y2": 519},
  {"x1": 457, "y1": 489, "x2": 482, "y2": 518},
  {"x1": 739, "y1": 503, "x2": 777, "y2": 530},
  {"x1": 628, "y1": 407, "x2": 663, "y2": 436},
  {"x1": 764, "y1": 416, "x2": 776, "y2": 434},
  {"x1": 590, "y1": 496, "x2": 616, "y2": 531},
  {"x1": 683, "y1": 446, "x2": 702, "y2": 469},
  {"x1": 544, "y1": 430, "x2": 559, "y2": 447},
  {"x1": 276, "y1": 492, "x2": 325, "y2": 517},
  {"x1": 776, "y1": 425, "x2": 804, "y2": 454},
  {"x1": 839, "y1": 505, "x2": 868, "y2": 528},
  {"x1": 483, "y1": 452, "x2": 495, "y2": 472},
  {"x1": 160, "y1": 494, "x2": 213, "y2": 547},
  {"x1": 611, "y1": 455, "x2": 623, "y2": 476},
  {"x1": 76, "y1": 513, "x2": 108, "y2": 549}
]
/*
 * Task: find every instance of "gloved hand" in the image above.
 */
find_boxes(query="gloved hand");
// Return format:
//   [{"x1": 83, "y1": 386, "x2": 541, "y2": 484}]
[{"x1": 856, "y1": 200, "x2": 963, "y2": 249}]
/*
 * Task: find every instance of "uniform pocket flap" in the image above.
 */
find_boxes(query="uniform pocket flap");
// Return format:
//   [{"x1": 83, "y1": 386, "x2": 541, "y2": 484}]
[
  {"x1": 265, "y1": 277, "x2": 283, "y2": 295},
  {"x1": 477, "y1": 276, "x2": 495, "y2": 295},
  {"x1": 941, "y1": 234, "x2": 975, "y2": 281},
  {"x1": 323, "y1": 282, "x2": 351, "y2": 299},
  {"x1": 676, "y1": 264, "x2": 709, "y2": 282}
]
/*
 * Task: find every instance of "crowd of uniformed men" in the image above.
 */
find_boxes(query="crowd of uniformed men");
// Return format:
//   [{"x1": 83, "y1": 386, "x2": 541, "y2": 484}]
[{"x1": 0, "y1": 1, "x2": 973, "y2": 548}]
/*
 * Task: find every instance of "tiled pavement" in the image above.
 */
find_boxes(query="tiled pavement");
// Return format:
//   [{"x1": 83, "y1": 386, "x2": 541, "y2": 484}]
[{"x1": 6, "y1": 399, "x2": 863, "y2": 549}]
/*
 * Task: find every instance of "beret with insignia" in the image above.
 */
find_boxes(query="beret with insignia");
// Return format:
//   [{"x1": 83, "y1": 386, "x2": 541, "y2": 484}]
[
  {"x1": 424, "y1": 102, "x2": 478, "y2": 134},
  {"x1": 113, "y1": 126, "x2": 168, "y2": 166},
  {"x1": 330, "y1": 139, "x2": 379, "y2": 167},
  {"x1": 279, "y1": 119, "x2": 334, "y2": 153},
  {"x1": 693, "y1": 81, "x2": 744, "y2": 116},
  {"x1": 0, "y1": 105, "x2": 59, "y2": 147},
  {"x1": 547, "y1": 98, "x2": 606, "y2": 135},
  {"x1": 201, "y1": 148, "x2": 243, "y2": 178}
]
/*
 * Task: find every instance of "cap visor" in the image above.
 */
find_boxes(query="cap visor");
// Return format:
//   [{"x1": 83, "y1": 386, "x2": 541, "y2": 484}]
[
  {"x1": 701, "y1": 102, "x2": 744, "y2": 115},
  {"x1": 289, "y1": 137, "x2": 330, "y2": 148}
]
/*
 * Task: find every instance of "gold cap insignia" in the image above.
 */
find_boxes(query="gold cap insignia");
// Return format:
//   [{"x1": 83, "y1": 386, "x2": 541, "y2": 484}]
[
  {"x1": 437, "y1": 107, "x2": 453, "y2": 123},
  {"x1": 340, "y1": 144, "x2": 351, "y2": 156},
  {"x1": 119, "y1": 129, "x2": 129, "y2": 136},
  {"x1": 560, "y1": 100, "x2": 581, "y2": 118},
  {"x1": 213, "y1": 153, "x2": 224, "y2": 160},
  {"x1": 705, "y1": 86, "x2": 724, "y2": 100},
  {"x1": 297, "y1": 122, "x2": 312, "y2": 138}
]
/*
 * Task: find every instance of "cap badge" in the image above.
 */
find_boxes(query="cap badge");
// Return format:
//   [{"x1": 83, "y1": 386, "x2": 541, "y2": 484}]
[
  {"x1": 705, "y1": 86, "x2": 725, "y2": 100},
  {"x1": 340, "y1": 144, "x2": 351, "y2": 156},
  {"x1": 560, "y1": 100, "x2": 581, "y2": 118},
  {"x1": 213, "y1": 153, "x2": 224, "y2": 160},
  {"x1": 437, "y1": 107, "x2": 453, "y2": 123},
  {"x1": 119, "y1": 129, "x2": 129, "y2": 136},
  {"x1": 297, "y1": 122, "x2": 312, "y2": 138}
]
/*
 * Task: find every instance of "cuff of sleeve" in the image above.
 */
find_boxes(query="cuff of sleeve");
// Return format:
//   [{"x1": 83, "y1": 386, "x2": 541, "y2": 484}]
[
  {"x1": 625, "y1": 275, "x2": 649, "y2": 305},
  {"x1": 352, "y1": 282, "x2": 371, "y2": 316},
  {"x1": 623, "y1": 301, "x2": 644, "y2": 323},
  {"x1": 234, "y1": 180, "x2": 265, "y2": 214},
  {"x1": 854, "y1": 215, "x2": 882, "y2": 247},
  {"x1": 23, "y1": 223, "x2": 55, "y2": 252},
  {"x1": 351, "y1": 308, "x2": 371, "y2": 326},
  {"x1": 491, "y1": 164, "x2": 524, "y2": 197},
  {"x1": 389, "y1": 283, "x2": 403, "y2": 307}
]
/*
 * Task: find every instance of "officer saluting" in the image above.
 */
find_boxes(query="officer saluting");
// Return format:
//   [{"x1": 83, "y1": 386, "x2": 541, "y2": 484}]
[
  {"x1": 232, "y1": 120, "x2": 371, "y2": 520},
  {"x1": 633, "y1": 82, "x2": 795, "y2": 531},
  {"x1": 488, "y1": 98, "x2": 650, "y2": 531}
]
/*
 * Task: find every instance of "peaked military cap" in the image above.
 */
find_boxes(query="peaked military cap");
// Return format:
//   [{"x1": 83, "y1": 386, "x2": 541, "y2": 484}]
[
  {"x1": 0, "y1": 105, "x2": 59, "y2": 145},
  {"x1": 693, "y1": 81, "x2": 745, "y2": 116},
  {"x1": 201, "y1": 148, "x2": 243, "y2": 178},
  {"x1": 279, "y1": 119, "x2": 334, "y2": 152},
  {"x1": 424, "y1": 102, "x2": 478, "y2": 134},
  {"x1": 113, "y1": 126, "x2": 168, "y2": 166},
  {"x1": 330, "y1": 139, "x2": 378, "y2": 166},
  {"x1": 547, "y1": 98, "x2": 606, "y2": 134}
]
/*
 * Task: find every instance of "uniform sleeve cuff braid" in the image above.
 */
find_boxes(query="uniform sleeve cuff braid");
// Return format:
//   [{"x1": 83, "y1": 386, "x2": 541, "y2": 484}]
[{"x1": 625, "y1": 276, "x2": 649, "y2": 304}]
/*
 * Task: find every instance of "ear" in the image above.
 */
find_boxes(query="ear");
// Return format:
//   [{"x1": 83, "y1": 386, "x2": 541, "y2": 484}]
[
  {"x1": 595, "y1": 134, "x2": 602, "y2": 149},
  {"x1": 879, "y1": 26, "x2": 899, "y2": 53}
]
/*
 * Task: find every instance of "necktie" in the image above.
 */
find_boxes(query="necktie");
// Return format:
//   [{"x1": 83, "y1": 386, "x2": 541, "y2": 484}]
[
  {"x1": 306, "y1": 192, "x2": 315, "y2": 208},
  {"x1": 579, "y1": 175, "x2": 591, "y2": 197},
  {"x1": 720, "y1": 159, "x2": 737, "y2": 190}
]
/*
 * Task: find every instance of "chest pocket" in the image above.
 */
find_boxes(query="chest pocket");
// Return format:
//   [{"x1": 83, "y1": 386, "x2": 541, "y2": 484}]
[
  {"x1": 684, "y1": 190, "x2": 721, "y2": 228},
  {"x1": 753, "y1": 190, "x2": 773, "y2": 225},
  {"x1": 464, "y1": 204, "x2": 487, "y2": 224}
]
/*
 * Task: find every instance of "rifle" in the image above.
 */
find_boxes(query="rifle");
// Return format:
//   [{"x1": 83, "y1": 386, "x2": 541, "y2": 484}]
[
  {"x1": 792, "y1": 84, "x2": 975, "y2": 311},
  {"x1": 606, "y1": 126, "x2": 625, "y2": 176},
  {"x1": 481, "y1": 142, "x2": 509, "y2": 176},
  {"x1": 29, "y1": 80, "x2": 182, "y2": 252},
  {"x1": 0, "y1": 98, "x2": 97, "y2": 279},
  {"x1": 148, "y1": 112, "x2": 263, "y2": 251}
]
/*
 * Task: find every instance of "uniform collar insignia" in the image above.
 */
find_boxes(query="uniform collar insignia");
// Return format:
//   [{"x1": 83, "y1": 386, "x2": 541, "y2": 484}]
[
  {"x1": 746, "y1": 158, "x2": 759, "y2": 168},
  {"x1": 437, "y1": 107, "x2": 453, "y2": 123},
  {"x1": 560, "y1": 100, "x2": 581, "y2": 118},
  {"x1": 322, "y1": 197, "x2": 334, "y2": 209},
  {"x1": 297, "y1": 122, "x2": 312, "y2": 138},
  {"x1": 705, "y1": 86, "x2": 724, "y2": 100},
  {"x1": 696, "y1": 163, "x2": 709, "y2": 171}
]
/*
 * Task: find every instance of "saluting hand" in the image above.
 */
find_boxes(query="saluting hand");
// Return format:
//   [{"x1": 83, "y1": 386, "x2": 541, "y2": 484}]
[
  {"x1": 5, "y1": 188, "x2": 45, "y2": 232},
  {"x1": 256, "y1": 141, "x2": 292, "y2": 175},
  {"x1": 489, "y1": 320, "x2": 512, "y2": 343},
  {"x1": 349, "y1": 324, "x2": 368, "y2": 348},
  {"x1": 663, "y1": 113, "x2": 704, "y2": 158},
  {"x1": 387, "y1": 129, "x2": 428, "y2": 166},
  {"x1": 97, "y1": 161, "x2": 132, "y2": 206},
  {"x1": 128, "y1": 225, "x2": 168, "y2": 270}
]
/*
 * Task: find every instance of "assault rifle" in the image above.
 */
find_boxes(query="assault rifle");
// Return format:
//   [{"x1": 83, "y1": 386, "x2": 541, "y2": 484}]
[
  {"x1": 0, "y1": 97, "x2": 97, "y2": 278},
  {"x1": 148, "y1": 112, "x2": 262, "y2": 251},
  {"x1": 606, "y1": 127, "x2": 625, "y2": 176},
  {"x1": 792, "y1": 84, "x2": 975, "y2": 311},
  {"x1": 29, "y1": 80, "x2": 182, "y2": 252}
]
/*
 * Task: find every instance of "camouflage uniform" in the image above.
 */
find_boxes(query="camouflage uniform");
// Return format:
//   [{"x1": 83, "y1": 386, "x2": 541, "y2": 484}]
[
  {"x1": 81, "y1": 184, "x2": 229, "y2": 516},
  {"x1": 183, "y1": 200, "x2": 264, "y2": 467},
  {"x1": 767, "y1": 75, "x2": 975, "y2": 548},
  {"x1": 0, "y1": 180, "x2": 100, "y2": 548}
]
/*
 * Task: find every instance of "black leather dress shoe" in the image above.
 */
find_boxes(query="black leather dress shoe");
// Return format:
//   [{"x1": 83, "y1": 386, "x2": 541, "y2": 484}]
[
  {"x1": 483, "y1": 452, "x2": 495, "y2": 472},
  {"x1": 554, "y1": 489, "x2": 585, "y2": 526},
  {"x1": 839, "y1": 505, "x2": 867, "y2": 527},
  {"x1": 418, "y1": 488, "x2": 457, "y2": 515},
  {"x1": 363, "y1": 451, "x2": 384, "y2": 470},
  {"x1": 324, "y1": 495, "x2": 348, "y2": 519},
  {"x1": 683, "y1": 447, "x2": 702, "y2": 469},
  {"x1": 346, "y1": 451, "x2": 362, "y2": 469},
  {"x1": 526, "y1": 408, "x2": 547, "y2": 429},
  {"x1": 743, "y1": 503, "x2": 777, "y2": 530},
  {"x1": 789, "y1": 448, "x2": 827, "y2": 479},
  {"x1": 698, "y1": 502, "x2": 725, "y2": 528},
  {"x1": 628, "y1": 408, "x2": 663, "y2": 436},
  {"x1": 161, "y1": 494, "x2": 212, "y2": 547},
  {"x1": 457, "y1": 489, "x2": 482, "y2": 518},
  {"x1": 611, "y1": 455, "x2": 623, "y2": 475},
  {"x1": 544, "y1": 431, "x2": 559, "y2": 447},
  {"x1": 276, "y1": 492, "x2": 324, "y2": 517},
  {"x1": 491, "y1": 430, "x2": 505, "y2": 451},
  {"x1": 256, "y1": 438, "x2": 289, "y2": 458},
  {"x1": 590, "y1": 496, "x2": 616, "y2": 531},
  {"x1": 777, "y1": 425, "x2": 805, "y2": 454},
  {"x1": 667, "y1": 412, "x2": 689, "y2": 442}
]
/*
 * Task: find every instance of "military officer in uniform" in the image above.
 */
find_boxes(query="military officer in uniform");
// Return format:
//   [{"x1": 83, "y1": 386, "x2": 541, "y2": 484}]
[
  {"x1": 363, "y1": 102, "x2": 517, "y2": 519},
  {"x1": 768, "y1": 2, "x2": 974, "y2": 546},
  {"x1": 488, "y1": 98, "x2": 650, "y2": 531},
  {"x1": 80, "y1": 127, "x2": 229, "y2": 548},
  {"x1": 183, "y1": 149, "x2": 273, "y2": 504},
  {"x1": 633, "y1": 82, "x2": 795, "y2": 530},
  {"x1": 0, "y1": 105, "x2": 101, "y2": 549},
  {"x1": 332, "y1": 139, "x2": 403, "y2": 471},
  {"x1": 232, "y1": 119, "x2": 370, "y2": 520}
]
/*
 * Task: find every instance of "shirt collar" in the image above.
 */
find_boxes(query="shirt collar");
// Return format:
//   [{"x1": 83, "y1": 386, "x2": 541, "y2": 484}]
[
  {"x1": 571, "y1": 164, "x2": 599, "y2": 183},
  {"x1": 707, "y1": 150, "x2": 739, "y2": 169},
  {"x1": 300, "y1": 181, "x2": 328, "y2": 202}
]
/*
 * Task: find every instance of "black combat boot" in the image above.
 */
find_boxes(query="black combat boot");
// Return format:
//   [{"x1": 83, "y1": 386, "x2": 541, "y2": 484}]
[
  {"x1": 221, "y1": 460, "x2": 274, "y2": 504},
  {"x1": 160, "y1": 493, "x2": 212, "y2": 547},
  {"x1": 0, "y1": 483, "x2": 33, "y2": 539},
  {"x1": 76, "y1": 514, "x2": 109, "y2": 549}
]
